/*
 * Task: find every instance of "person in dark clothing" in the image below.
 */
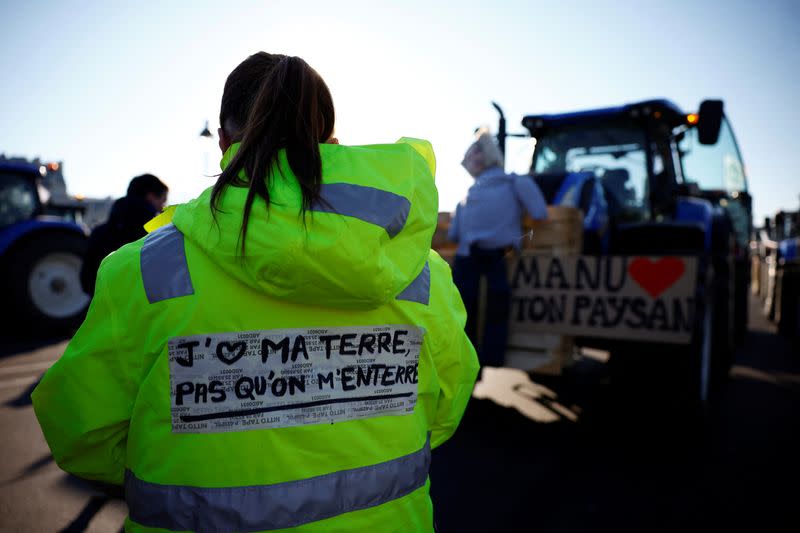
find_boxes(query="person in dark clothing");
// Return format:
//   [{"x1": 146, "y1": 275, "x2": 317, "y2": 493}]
[{"x1": 80, "y1": 174, "x2": 168, "y2": 295}]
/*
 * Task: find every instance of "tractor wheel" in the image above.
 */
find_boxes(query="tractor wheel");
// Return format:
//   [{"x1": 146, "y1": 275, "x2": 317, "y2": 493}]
[{"x1": 6, "y1": 232, "x2": 90, "y2": 334}]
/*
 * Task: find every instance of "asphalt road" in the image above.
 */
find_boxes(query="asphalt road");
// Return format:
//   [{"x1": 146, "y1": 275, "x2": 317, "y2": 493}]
[
  {"x1": 430, "y1": 297, "x2": 799, "y2": 532},
  {"x1": 0, "y1": 338, "x2": 127, "y2": 532},
  {"x1": 0, "y1": 295, "x2": 796, "y2": 532}
]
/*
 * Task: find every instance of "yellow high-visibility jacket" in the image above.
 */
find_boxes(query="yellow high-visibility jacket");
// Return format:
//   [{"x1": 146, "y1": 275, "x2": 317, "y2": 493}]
[{"x1": 32, "y1": 139, "x2": 479, "y2": 532}]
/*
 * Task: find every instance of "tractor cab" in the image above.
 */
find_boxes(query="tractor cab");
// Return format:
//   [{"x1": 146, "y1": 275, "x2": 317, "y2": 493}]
[
  {"x1": 518, "y1": 99, "x2": 753, "y2": 349},
  {"x1": 521, "y1": 99, "x2": 751, "y2": 257},
  {"x1": 0, "y1": 160, "x2": 87, "y2": 228}
]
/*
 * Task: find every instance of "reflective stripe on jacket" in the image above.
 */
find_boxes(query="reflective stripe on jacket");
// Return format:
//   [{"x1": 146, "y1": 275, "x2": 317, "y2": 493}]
[{"x1": 32, "y1": 138, "x2": 479, "y2": 532}]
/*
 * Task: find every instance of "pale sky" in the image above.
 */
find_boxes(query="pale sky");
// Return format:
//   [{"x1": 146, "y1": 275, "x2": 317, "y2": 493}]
[{"x1": 1, "y1": 0, "x2": 798, "y2": 222}]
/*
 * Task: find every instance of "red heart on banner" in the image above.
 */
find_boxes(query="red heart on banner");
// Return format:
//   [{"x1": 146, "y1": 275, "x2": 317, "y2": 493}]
[{"x1": 628, "y1": 257, "x2": 686, "y2": 298}]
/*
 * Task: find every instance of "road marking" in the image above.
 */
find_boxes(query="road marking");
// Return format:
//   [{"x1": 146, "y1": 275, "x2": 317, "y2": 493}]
[
  {"x1": 547, "y1": 400, "x2": 579, "y2": 422},
  {"x1": 730, "y1": 365, "x2": 800, "y2": 387},
  {"x1": 580, "y1": 347, "x2": 611, "y2": 363},
  {"x1": 0, "y1": 376, "x2": 40, "y2": 390},
  {"x1": 0, "y1": 361, "x2": 56, "y2": 376}
]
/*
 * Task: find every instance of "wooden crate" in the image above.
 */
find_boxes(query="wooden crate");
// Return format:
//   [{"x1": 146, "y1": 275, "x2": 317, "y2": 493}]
[
  {"x1": 432, "y1": 211, "x2": 457, "y2": 265},
  {"x1": 433, "y1": 207, "x2": 584, "y2": 256},
  {"x1": 512, "y1": 206, "x2": 582, "y2": 375},
  {"x1": 521, "y1": 206, "x2": 583, "y2": 254}
]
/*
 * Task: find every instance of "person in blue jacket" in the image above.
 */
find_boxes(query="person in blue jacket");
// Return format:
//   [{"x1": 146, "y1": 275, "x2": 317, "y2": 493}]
[{"x1": 448, "y1": 129, "x2": 547, "y2": 374}]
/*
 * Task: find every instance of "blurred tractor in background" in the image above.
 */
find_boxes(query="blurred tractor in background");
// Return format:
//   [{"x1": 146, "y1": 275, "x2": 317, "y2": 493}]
[
  {"x1": 0, "y1": 159, "x2": 91, "y2": 334},
  {"x1": 755, "y1": 206, "x2": 800, "y2": 336}
]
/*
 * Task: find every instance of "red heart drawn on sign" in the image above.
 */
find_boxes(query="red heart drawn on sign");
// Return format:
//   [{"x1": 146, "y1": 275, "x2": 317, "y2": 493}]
[{"x1": 628, "y1": 257, "x2": 686, "y2": 298}]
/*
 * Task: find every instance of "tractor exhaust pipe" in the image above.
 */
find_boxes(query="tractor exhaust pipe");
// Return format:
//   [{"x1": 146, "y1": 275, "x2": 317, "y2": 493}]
[{"x1": 492, "y1": 101, "x2": 507, "y2": 155}]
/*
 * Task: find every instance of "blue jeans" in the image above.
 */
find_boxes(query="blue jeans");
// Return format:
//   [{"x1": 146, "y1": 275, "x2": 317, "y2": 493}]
[{"x1": 452, "y1": 246, "x2": 510, "y2": 369}]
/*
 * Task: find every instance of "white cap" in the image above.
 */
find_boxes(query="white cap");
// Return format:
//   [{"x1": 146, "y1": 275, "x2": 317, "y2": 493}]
[{"x1": 470, "y1": 127, "x2": 504, "y2": 168}]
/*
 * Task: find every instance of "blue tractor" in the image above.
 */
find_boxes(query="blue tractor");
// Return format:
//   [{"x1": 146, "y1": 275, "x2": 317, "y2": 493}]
[
  {"x1": 496, "y1": 99, "x2": 752, "y2": 407},
  {"x1": 0, "y1": 160, "x2": 90, "y2": 334}
]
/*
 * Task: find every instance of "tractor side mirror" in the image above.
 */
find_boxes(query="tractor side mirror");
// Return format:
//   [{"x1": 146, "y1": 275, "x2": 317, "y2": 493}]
[{"x1": 697, "y1": 99, "x2": 724, "y2": 145}]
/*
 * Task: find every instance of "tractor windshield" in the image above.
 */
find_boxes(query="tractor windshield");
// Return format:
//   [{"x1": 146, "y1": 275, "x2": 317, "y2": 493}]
[
  {"x1": 532, "y1": 124, "x2": 652, "y2": 221},
  {"x1": 0, "y1": 172, "x2": 39, "y2": 227}
]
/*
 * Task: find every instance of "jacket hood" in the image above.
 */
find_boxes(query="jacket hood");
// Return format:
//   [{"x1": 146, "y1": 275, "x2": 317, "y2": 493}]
[{"x1": 171, "y1": 139, "x2": 438, "y2": 310}]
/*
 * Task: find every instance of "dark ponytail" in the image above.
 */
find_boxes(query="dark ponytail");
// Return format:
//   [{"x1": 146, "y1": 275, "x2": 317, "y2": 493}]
[{"x1": 212, "y1": 53, "x2": 335, "y2": 255}]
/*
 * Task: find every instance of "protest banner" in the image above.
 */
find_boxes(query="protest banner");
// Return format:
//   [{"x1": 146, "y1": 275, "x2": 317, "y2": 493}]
[{"x1": 509, "y1": 253, "x2": 698, "y2": 344}]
